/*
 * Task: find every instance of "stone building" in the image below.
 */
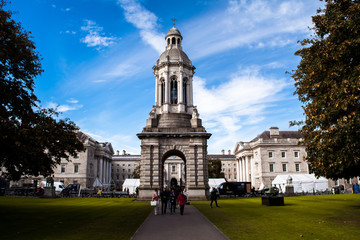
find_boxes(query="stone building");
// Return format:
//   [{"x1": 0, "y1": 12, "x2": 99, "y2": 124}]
[
  {"x1": 208, "y1": 150, "x2": 237, "y2": 182},
  {"x1": 137, "y1": 24, "x2": 211, "y2": 200},
  {"x1": 234, "y1": 127, "x2": 308, "y2": 189},
  {"x1": 111, "y1": 150, "x2": 140, "y2": 189},
  {"x1": 53, "y1": 131, "x2": 114, "y2": 188}
]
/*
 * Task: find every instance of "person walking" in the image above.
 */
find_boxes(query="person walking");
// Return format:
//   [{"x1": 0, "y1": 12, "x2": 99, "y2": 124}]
[
  {"x1": 169, "y1": 188, "x2": 177, "y2": 214},
  {"x1": 177, "y1": 191, "x2": 187, "y2": 215},
  {"x1": 153, "y1": 188, "x2": 160, "y2": 215},
  {"x1": 160, "y1": 187, "x2": 170, "y2": 215},
  {"x1": 210, "y1": 187, "x2": 220, "y2": 208}
]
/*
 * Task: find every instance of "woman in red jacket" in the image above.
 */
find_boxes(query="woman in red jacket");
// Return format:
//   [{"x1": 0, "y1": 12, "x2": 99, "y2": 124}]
[{"x1": 177, "y1": 191, "x2": 187, "y2": 215}]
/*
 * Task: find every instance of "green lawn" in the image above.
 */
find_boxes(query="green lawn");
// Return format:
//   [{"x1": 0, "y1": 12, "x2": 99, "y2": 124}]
[
  {"x1": 0, "y1": 197, "x2": 152, "y2": 240},
  {"x1": 192, "y1": 194, "x2": 360, "y2": 240}
]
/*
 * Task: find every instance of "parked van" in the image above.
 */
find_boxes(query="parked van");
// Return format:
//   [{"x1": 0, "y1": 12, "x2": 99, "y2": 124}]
[
  {"x1": 216, "y1": 182, "x2": 251, "y2": 197},
  {"x1": 41, "y1": 181, "x2": 65, "y2": 193}
]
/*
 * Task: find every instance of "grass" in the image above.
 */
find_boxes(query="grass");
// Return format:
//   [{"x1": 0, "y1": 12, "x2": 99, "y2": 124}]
[
  {"x1": 192, "y1": 194, "x2": 360, "y2": 240},
  {"x1": 1, "y1": 195, "x2": 359, "y2": 240},
  {"x1": 0, "y1": 197, "x2": 152, "y2": 240}
]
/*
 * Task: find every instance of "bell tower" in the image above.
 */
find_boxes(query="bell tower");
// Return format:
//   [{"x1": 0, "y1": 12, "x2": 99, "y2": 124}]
[{"x1": 137, "y1": 24, "x2": 211, "y2": 200}]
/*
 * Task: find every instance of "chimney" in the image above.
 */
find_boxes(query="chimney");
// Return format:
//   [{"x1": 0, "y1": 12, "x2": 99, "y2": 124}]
[
  {"x1": 117, "y1": 150, "x2": 120, "y2": 155},
  {"x1": 228, "y1": 150, "x2": 231, "y2": 155},
  {"x1": 270, "y1": 127, "x2": 279, "y2": 138},
  {"x1": 122, "y1": 150, "x2": 126, "y2": 155},
  {"x1": 221, "y1": 149, "x2": 225, "y2": 155}
]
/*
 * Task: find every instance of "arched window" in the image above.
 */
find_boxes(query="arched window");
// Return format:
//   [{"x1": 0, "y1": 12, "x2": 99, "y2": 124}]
[
  {"x1": 177, "y1": 38, "x2": 180, "y2": 45},
  {"x1": 172, "y1": 37, "x2": 176, "y2": 44},
  {"x1": 167, "y1": 38, "x2": 170, "y2": 45},
  {"x1": 170, "y1": 77, "x2": 177, "y2": 104},
  {"x1": 161, "y1": 80, "x2": 165, "y2": 104},
  {"x1": 183, "y1": 79, "x2": 187, "y2": 105}
]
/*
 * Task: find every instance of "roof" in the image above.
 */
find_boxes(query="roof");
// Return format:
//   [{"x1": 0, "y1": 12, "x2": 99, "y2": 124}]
[
  {"x1": 208, "y1": 154, "x2": 236, "y2": 161},
  {"x1": 165, "y1": 26, "x2": 182, "y2": 39},
  {"x1": 158, "y1": 48, "x2": 192, "y2": 66},
  {"x1": 251, "y1": 130, "x2": 303, "y2": 142},
  {"x1": 112, "y1": 155, "x2": 141, "y2": 161}
]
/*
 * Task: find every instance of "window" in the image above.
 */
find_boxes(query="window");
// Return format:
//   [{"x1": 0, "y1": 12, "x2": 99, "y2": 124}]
[
  {"x1": 269, "y1": 164, "x2": 274, "y2": 172},
  {"x1": 281, "y1": 152, "x2": 286, "y2": 158},
  {"x1": 122, "y1": 175, "x2": 125, "y2": 180},
  {"x1": 172, "y1": 165, "x2": 176, "y2": 172},
  {"x1": 122, "y1": 164, "x2": 125, "y2": 166},
  {"x1": 128, "y1": 169, "x2": 131, "y2": 173},
  {"x1": 116, "y1": 175, "x2": 119, "y2": 180},
  {"x1": 296, "y1": 163, "x2": 300, "y2": 172},
  {"x1": 172, "y1": 37, "x2": 175, "y2": 44},
  {"x1": 161, "y1": 80, "x2": 165, "y2": 104},
  {"x1": 222, "y1": 168, "x2": 225, "y2": 172},
  {"x1": 117, "y1": 169, "x2": 119, "y2": 173},
  {"x1": 228, "y1": 175, "x2": 231, "y2": 180},
  {"x1": 228, "y1": 164, "x2": 230, "y2": 167},
  {"x1": 234, "y1": 168, "x2": 236, "y2": 172},
  {"x1": 61, "y1": 165, "x2": 66, "y2": 173},
  {"x1": 294, "y1": 151, "x2": 299, "y2": 158},
  {"x1": 228, "y1": 169, "x2": 231, "y2": 172},
  {"x1": 74, "y1": 164, "x2": 79, "y2": 173},
  {"x1": 183, "y1": 80, "x2": 187, "y2": 105},
  {"x1": 122, "y1": 169, "x2": 125, "y2": 173},
  {"x1": 269, "y1": 152, "x2": 273, "y2": 158},
  {"x1": 234, "y1": 175, "x2": 236, "y2": 179},
  {"x1": 282, "y1": 164, "x2": 287, "y2": 172},
  {"x1": 117, "y1": 164, "x2": 119, "y2": 166},
  {"x1": 170, "y1": 77, "x2": 178, "y2": 104},
  {"x1": 128, "y1": 164, "x2": 131, "y2": 166}
]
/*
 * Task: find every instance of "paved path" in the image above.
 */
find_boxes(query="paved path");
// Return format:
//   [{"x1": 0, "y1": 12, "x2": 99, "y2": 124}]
[{"x1": 131, "y1": 204, "x2": 229, "y2": 240}]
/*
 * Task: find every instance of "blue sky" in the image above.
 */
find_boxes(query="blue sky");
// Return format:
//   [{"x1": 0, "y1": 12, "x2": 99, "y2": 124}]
[{"x1": 7, "y1": 0, "x2": 324, "y2": 154}]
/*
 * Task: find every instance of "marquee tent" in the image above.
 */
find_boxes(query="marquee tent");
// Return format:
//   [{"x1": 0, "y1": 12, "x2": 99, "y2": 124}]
[
  {"x1": 92, "y1": 178, "x2": 102, "y2": 188},
  {"x1": 208, "y1": 178, "x2": 226, "y2": 190},
  {"x1": 122, "y1": 179, "x2": 140, "y2": 194},
  {"x1": 272, "y1": 174, "x2": 328, "y2": 193}
]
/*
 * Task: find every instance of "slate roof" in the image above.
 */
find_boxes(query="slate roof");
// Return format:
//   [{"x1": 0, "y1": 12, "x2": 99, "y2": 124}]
[{"x1": 250, "y1": 130, "x2": 304, "y2": 142}]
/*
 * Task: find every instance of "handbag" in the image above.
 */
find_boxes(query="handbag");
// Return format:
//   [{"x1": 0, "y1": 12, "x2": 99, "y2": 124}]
[{"x1": 150, "y1": 200, "x2": 157, "y2": 206}]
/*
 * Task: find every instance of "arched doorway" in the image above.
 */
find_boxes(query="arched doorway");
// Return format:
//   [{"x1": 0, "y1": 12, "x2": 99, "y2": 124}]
[{"x1": 161, "y1": 150, "x2": 186, "y2": 189}]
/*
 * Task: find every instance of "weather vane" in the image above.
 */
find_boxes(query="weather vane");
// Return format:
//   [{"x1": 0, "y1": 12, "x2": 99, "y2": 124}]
[{"x1": 171, "y1": 18, "x2": 176, "y2": 27}]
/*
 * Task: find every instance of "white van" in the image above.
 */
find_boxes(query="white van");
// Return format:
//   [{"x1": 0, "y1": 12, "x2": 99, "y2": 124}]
[{"x1": 41, "y1": 181, "x2": 65, "y2": 193}]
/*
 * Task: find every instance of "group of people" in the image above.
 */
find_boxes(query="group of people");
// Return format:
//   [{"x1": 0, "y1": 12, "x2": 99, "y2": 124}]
[
  {"x1": 152, "y1": 186, "x2": 220, "y2": 215},
  {"x1": 152, "y1": 186, "x2": 188, "y2": 216}
]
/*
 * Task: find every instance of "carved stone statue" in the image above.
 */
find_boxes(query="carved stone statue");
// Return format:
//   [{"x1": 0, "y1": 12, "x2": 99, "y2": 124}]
[{"x1": 192, "y1": 106, "x2": 199, "y2": 119}]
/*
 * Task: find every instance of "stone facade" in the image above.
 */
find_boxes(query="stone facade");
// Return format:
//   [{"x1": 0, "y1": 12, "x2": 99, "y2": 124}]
[
  {"x1": 137, "y1": 26, "x2": 211, "y2": 200},
  {"x1": 53, "y1": 131, "x2": 114, "y2": 189},
  {"x1": 208, "y1": 151, "x2": 237, "y2": 182},
  {"x1": 234, "y1": 127, "x2": 309, "y2": 189},
  {"x1": 111, "y1": 150, "x2": 140, "y2": 189}
]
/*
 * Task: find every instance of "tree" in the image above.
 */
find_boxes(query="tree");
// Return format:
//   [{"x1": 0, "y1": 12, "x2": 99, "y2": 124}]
[
  {"x1": 0, "y1": 1, "x2": 84, "y2": 180},
  {"x1": 291, "y1": 0, "x2": 360, "y2": 180},
  {"x1": 132, "y1": 164, "x2": 140, "y2": 178},
  {"x1": 208, "y1": 159, "x2": 225, "y2": 178}
]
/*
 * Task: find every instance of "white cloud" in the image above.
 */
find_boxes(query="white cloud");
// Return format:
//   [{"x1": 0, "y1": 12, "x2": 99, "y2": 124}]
[
  {"x1": 46, "y1": 101, "x2": 83, "y2": 112},
  {"x1": 80, "y1": 19, "x2": 117, "y2": 48},
  {"x1": 117, "y1": 0, "x2": 164, "y2": 53},
  {"x1": 194, "y1": 67, "x2": 289, "y2": 151},
  {"x1": 183, "y1": 0, "x2": 321, "y2": 59},
  {"x1": 66, "y1": 98, "x2": 79, "y2": 104}
]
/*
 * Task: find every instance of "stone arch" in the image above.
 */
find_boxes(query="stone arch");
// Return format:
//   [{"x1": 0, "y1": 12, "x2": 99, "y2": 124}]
[
  {"x1": 172, "y1": 37, "x2": 176, "y2": 44},
  {"x1": 177, "y1": 38, "x2": 180, "y2": 45},
  {"x1": 170, "y1": 76, "x2": 178, "y2": 104},
  {"x1": 161, "y1": 148, "x2": 187, "y2": 189},
  {"x1": 160, "y1": 78, "x2": 165, "y2": 105}
]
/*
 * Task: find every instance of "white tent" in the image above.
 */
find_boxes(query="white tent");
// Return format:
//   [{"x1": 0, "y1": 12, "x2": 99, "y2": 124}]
[
  {"x1": 208, "y1": 178, "x2": 226, "y2": 190},
  {"x1": 272, "y1": 174, "x2": 328, "y2": 193},
  {"x1": 92, "y1": 178, "x2": 102, "y2": 188},
  {"x1": 122, "y1": 179, "x2": 140, "y2": 194}
]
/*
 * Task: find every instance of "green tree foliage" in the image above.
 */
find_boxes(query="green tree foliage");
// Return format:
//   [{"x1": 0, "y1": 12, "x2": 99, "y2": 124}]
[
  {"x1": 291, "y1": 0, "x2": 360, "y2": 179},
  {"x1": 208, "y1": 159, "x2": 225, "y2": 178},
  {"x1": 0, "y1": 1, "x2": 84, "y2": 180},
  {"x1": 132, "y1": 164, "x2": 140, "y2": 178}
]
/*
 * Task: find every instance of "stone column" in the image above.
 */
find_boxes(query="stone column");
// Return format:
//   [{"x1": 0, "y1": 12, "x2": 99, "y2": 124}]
[
  {"x1": 164, "y1": 71, "x2": 169, "y2": 104},
  {"x1": 242, "y1": 157, "x2": 246, "y2": 182},
  {"x1": 236, "y1": 158, "x2": 240, "y2": 181},
  {"x1": 155, "y1": 75, "x2": 159, "y2": 105},
  {"x1": 189, "y1": 75, "x2": 193, "y2": 106},
  {"x1": 178, "y1": 163, "x2": 181, "y2": 180},
  {"x1": 179, "y1": 71, "x2": 183, "y2": 104},
  {"x1": 99, "y1": 158, "x2": 103, "y2": 183},
  {"x1": 245, "y1": 157, "x2": 249, "y2": 182}
]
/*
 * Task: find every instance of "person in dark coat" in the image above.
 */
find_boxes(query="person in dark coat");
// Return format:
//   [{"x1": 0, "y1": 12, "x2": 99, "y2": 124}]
[
  {"x1": 169, "y1": 188, "x2": 177, "y2": 214},
  {"x1": 210, "y1": 187, "x2": 219, "y2": 208},
  {"x1": 160, "y1": 187, "x2": 170, "y2": 214}
]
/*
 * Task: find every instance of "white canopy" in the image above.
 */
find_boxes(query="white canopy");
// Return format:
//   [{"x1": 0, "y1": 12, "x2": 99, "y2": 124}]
[
  {"x1": 92, "y1": 178, "x2": 103, "y2": 188},
  {"x1": 208, "y1": 178, "x2": 226, "y2": 190},
  {"x1": 272, "y1": 174, "x2": 328, "y2": 193},
  {"x1": 122, "y1": 179, "x2": 140, "y2": 194}
]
